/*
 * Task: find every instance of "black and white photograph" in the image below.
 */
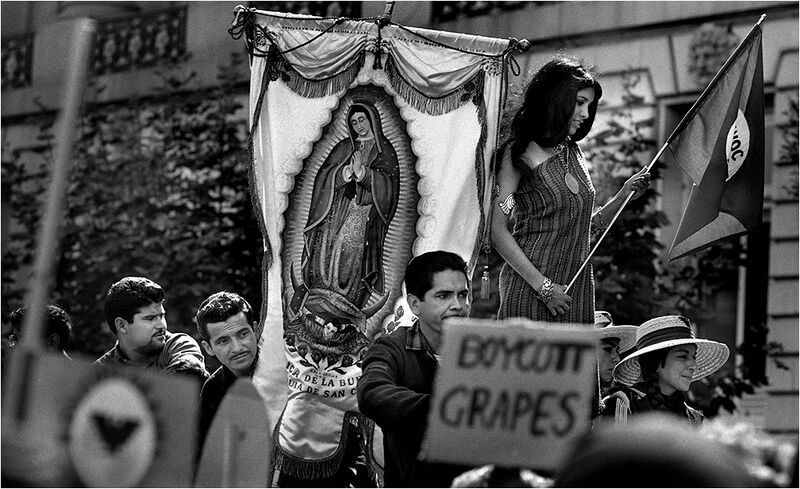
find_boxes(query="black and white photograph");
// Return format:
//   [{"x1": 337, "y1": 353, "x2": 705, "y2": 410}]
[{"x1": 1, "y1": 1, "x2": 797, "y2": 487}]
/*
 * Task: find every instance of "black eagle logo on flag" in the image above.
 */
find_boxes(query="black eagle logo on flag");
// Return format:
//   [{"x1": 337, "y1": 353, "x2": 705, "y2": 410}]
[{"x1": 92, "y1": 413, "x2": 140, "y2": 453}]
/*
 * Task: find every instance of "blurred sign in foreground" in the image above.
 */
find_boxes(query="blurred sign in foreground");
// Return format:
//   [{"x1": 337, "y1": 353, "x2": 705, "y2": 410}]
[
  {"x1": 195, "y1": 378, "x2": 272, "y2": 487},
  {"x1": 1, "y1": 352, "x2": 199, "y2": 487}
]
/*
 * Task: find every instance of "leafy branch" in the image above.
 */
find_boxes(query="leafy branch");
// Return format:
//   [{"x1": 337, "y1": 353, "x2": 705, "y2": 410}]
[{"x1": 2, "y1": 53, "x2": 262, "y2": 359}]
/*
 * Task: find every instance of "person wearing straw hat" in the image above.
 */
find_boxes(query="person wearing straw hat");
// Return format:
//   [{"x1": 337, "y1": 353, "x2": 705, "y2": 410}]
[
  {"x1": 602, "y1": 315, "x2": 729, "y2": 426},
  {"x1": 593, "y1": 311, "x2": 637, "y2": 398}
]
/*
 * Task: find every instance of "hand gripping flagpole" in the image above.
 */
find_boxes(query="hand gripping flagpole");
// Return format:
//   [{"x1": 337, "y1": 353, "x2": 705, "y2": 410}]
[
  {"x1": 564, "y1": 148, "x2": 665, "y2": 293},
  {"x1": 565, "y1": 14, "x2": 766, "y2": 293}
]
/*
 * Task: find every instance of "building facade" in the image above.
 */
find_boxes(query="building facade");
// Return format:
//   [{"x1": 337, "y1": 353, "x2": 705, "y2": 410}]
[{"x1": 2, "y1": 1, "x2": 798, "y2": 437}]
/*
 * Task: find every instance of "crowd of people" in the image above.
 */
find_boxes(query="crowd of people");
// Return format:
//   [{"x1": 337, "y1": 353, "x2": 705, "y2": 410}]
[
  {"x1": 2, "y1": 55, "x2": 796, "y2": 487},
  {"x1": 4, "y1": 264, "x2": 793, "y2": 487}
]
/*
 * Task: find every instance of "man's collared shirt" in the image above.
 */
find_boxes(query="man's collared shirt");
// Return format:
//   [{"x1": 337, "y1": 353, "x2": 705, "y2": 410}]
[
  {"x1": 404, "y1": 320, "x2": 438, "y2": 363},
  {"x1": 95, "y1": 331, "x2": 207, "y2": 380}
]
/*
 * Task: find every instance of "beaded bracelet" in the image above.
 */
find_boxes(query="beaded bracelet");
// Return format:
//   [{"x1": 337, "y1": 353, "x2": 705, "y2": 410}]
[{"x1": 537, "y1": 277, "x2": 555, "y2": 303}]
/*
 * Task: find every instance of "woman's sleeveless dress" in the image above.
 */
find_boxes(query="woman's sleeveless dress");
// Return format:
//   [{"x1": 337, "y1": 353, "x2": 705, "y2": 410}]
[{"x1": 498, "y1": 142, "x2": 595, "y2": 324}]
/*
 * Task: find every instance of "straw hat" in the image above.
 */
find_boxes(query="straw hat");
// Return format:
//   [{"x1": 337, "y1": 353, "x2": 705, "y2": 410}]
[
  {"x1": 596, "y1": 324, "x2": 638, "y2": 355},
  {"x1": 594, "y1": 310, "x2": 637, "y2": 354},
  {"x1": 613, "y1": 315, "x2": 730, "y2": 386}
]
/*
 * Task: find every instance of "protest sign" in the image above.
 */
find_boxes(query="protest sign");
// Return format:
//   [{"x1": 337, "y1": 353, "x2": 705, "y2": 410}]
[
  {"x1": 1, "y1": 351, "x2": 198, "y2": 487},
  {"x1": 195, "y1": 378, "x2": 272, "y2": 487},
  {"x1": 423, "y1": 318, "x2": 596, "y2": 471}
]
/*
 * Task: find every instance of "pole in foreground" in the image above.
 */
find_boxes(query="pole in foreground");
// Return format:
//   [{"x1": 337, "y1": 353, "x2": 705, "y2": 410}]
[{"x1": 3, "y1": 18, "x2": 96, "y2": 417}]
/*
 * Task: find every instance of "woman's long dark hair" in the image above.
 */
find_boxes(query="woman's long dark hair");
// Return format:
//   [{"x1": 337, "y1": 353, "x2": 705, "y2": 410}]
[{"x1": 507, "y1": 56, "x2": 601, "y2": 165}]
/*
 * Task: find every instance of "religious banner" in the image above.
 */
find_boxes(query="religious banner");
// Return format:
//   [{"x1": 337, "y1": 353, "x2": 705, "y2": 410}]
[
  {"x1": 423, "y1": 318, "x2": 596, "y2": 470},
  {"x1": 229, "y1": 5, "x2": 526, "y2": 481}
]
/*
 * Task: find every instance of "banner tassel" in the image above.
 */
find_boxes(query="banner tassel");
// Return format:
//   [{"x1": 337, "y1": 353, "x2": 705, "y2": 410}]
[{"x1": 480, "y1": 260, "x2": 490, "y2": 300}]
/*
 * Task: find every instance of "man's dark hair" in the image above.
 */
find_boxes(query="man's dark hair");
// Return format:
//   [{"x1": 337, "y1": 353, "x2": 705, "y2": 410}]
[
  {"x1": 508, "y1": 56, "x2": 602, "y2": 165},
  {"x1": 195, "y1": 291, "x2": 254, "y2": 342},
  {"x1": 9, "y1": 304, "x2": 73, "y2": 349},
  {"x1": 404, "y1": 251, "x2": 468, "y2": 300},
  {"x1": 104, "y1": 277, "x2": 165, "y2": 335}
]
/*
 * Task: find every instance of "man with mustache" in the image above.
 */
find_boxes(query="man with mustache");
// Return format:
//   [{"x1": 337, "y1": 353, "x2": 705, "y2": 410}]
[
  {"x1": 194, "y1": 291, "x2": 259, "y2": 447},
  {"x1": 357, "y1": 251, "x2": 473, "y2": 487},
  {"x1": 96, "y1": 276, "x2": 207, "y2": 383}
]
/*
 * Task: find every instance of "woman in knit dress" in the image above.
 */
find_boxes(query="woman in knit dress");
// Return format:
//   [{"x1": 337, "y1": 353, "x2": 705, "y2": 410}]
[{"x1": 491, "y1": 57, "x2": 650, "y2": 323}]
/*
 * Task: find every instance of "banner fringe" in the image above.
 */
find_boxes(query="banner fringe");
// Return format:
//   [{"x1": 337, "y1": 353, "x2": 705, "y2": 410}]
[
  {"x1": 471, "y1": 74, "x2": 488, "y2": 270},
  {"x1": 357, "y1": 414, "x2": 384, "y2": 487},
  {"x1": 284, "y1": 52, "x2": 365, "y2": 98},
  {"x1": 272, "y1": 411, "x2": 372, "y2": 481},
  {"x1": 385, "y1": 56, "x2": 483, "y2": 116}
]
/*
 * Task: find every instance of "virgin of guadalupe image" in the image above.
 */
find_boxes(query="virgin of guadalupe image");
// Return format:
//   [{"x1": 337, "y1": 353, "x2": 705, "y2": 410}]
[{"x1": 295, "y1": 101, "x2": 400, "y2": 333}]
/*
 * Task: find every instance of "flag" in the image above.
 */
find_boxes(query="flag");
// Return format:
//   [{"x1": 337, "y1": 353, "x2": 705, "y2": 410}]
[
  {"x1": 667, "y1": 18, "x2": 765, "y2": 260},
  {"x1": 232, "y1": 7, "x2": 517, "y2": 483}
]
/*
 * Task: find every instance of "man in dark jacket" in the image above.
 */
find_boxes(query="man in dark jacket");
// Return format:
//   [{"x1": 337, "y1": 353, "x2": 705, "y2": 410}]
[
  {"x1": 195, "y1": 291, "x2": 260, "y2": 448},
  {"x1": 357, "y1": 250, "x2": 472, "y2": 487}
]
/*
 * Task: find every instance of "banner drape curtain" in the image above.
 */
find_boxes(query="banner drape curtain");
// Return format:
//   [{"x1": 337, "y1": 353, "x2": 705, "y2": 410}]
[{"x1": 242, "y1": 9, "x2": 515, "y2": 480}]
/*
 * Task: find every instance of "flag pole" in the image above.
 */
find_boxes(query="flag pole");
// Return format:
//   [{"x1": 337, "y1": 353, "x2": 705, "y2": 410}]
[
  {"x1": 664, "y1": 14, "x2": 765, "y2": 146},
  {"x1": 565, "y1": 14, "x2": 766, "y2": 293},
  {"x1": 565, "y1": 145, "x2": 667, "y2": 293}
]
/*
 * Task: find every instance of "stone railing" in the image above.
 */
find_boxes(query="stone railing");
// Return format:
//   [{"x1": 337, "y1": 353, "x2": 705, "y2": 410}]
[
  {"x1": 92, "y1": 5, "x2": 187, "y2": 75},
  {"x1": 1, "y1": 33, "x2": 34, "y2": 89},
  {"x1": 248, "y1": 1, "x2": 362, "y2": 18},
  {"x1": 431, "y1": 1, "x2": 548, "y2": 24}
]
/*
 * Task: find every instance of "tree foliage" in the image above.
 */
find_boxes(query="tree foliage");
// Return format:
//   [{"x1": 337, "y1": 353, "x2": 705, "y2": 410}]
[
  {"x1": 583, "y1": 71, "x2": 668, "y2": 323},
  {"x1": 2, "y1": 53, "x2": 263, "y2": 357}
]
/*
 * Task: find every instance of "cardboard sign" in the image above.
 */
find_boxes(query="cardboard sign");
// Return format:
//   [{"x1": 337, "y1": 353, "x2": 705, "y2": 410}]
[
  {"x1": 1, "y1": 350, "x2": 199, "y2": 487},
  {"x1": 423, "y1": 318, "x2": 596, "y2": 471},
  {"x1": 195, "y1": 378, "x2": 272, "y2": 487}
]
